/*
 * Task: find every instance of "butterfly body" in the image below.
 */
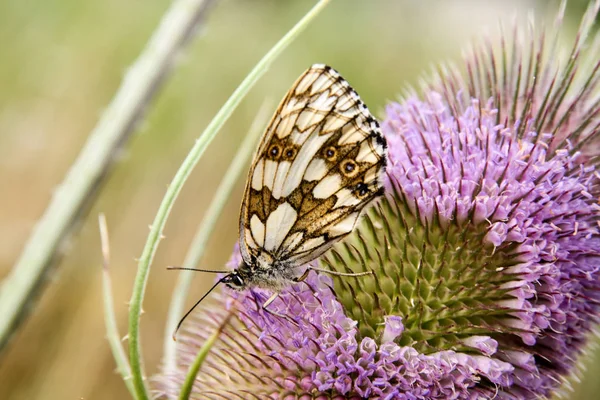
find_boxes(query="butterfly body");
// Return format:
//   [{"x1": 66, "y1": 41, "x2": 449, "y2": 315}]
[
  {"x1": 223, "y1": 251, "x2": 300, "y2": 292},
  {"x1": 232, "y1": 64, "x2": 388, "y2": 292}
]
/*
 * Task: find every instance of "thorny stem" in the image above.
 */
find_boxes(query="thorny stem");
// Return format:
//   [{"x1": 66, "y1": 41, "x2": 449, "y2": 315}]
[
  {"x1": 162, "y1": 101, "x2": 271, "y2": 377},
  {"x1": 127, "y1": 0, "x2": 331, "y2": 398}
]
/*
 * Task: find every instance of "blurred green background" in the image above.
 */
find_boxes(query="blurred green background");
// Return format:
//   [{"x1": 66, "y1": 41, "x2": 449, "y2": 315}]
[{"x1": 0, "y1": 0, "x2": 598, "y2": 399}]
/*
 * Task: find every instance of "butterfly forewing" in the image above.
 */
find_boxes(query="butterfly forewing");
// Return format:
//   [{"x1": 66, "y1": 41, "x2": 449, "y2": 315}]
[{"x1": 239, "y1": 64, "x2": 387, "y2": 269}]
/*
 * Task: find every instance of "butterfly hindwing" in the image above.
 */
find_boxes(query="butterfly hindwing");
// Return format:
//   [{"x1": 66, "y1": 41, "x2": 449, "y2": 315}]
[{"x1": 240, "y1": 64, "x2": 387, "y2": 268}]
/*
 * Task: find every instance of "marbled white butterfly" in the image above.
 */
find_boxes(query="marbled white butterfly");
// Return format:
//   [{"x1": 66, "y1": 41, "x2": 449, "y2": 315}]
[{"x1": 173, "y1": 64, "x2": 387, "y2": 333}]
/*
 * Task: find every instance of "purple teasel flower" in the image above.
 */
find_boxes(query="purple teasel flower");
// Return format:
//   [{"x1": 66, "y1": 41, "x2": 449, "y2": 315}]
[{"x1": 156, "y1": 3, "x2": 600, "y2": 399}]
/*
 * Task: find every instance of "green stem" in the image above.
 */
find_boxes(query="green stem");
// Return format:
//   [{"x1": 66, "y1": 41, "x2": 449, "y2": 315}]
[
  {"x1": 99, "y1": 214, "x2": 136, "y2": 397},
  {"x1": 177, "y1": 311, "x2": 234, "y2": 400},
  {"x1": 127, "y1": 0, "x2": 331, "y2": 398},
  {"x1": 162, "y1": 100, "x2": 271, "y2": 377},
  {"x1": 0, "y1": 0, "x2": 215, "y2": 356}
]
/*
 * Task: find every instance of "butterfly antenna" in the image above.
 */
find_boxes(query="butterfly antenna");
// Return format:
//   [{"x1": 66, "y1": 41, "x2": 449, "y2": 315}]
[
  {"x1": 167, "y1": 266, "x2": 229, "y2": 273},
  {"x1": 172, "y1": 277, "x2": 225, "y2": 341}
]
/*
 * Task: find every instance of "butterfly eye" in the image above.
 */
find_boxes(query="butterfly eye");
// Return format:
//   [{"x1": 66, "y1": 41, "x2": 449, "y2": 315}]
[
  {"x1": 233, "y1": 275, "x2": 244, "y2": 286},
  {"x1": 224, "y1": 273, "x2": 244, "y2": 289}
]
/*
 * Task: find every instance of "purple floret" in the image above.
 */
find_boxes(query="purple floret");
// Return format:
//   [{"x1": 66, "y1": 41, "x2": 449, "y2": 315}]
[{"x1": 382, "y1": 94, "x2": 600, "y2": 396}]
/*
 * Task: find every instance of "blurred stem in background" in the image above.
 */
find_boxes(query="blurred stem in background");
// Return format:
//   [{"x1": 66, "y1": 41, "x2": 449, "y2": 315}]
[{"x1": 0, "y1": 0, "x2": 216, "y2": 352}]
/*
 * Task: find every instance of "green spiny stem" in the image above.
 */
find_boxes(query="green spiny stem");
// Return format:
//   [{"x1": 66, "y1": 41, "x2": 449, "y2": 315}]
[{"x1": 127, "y1": 1, "x2": 331, "y2": 398}]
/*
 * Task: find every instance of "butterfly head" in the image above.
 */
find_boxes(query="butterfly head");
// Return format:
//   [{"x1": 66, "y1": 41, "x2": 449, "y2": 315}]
[{"x1": 221, "y1": 271, "x2": 246, "y2": 290}]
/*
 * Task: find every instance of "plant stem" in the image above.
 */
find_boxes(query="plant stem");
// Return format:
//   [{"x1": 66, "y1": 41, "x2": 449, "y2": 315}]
[
  {"x1": 127, "y1": 1, "x2": 331, "y2": 397},
  {"x1": 177, "y1": 311, "x2": 234, "y2": 400},
  {"x1": 162, "y1": 100, "x2": 271, "y2": 378}
]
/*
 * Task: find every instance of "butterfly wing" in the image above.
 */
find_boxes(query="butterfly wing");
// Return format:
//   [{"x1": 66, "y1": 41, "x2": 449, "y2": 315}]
[{"x1": 239, "y1": 64, "x2": 387, "y2": 267}]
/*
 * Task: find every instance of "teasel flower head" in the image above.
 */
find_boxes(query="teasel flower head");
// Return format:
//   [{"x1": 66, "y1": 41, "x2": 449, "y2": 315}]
[{"x1": 156, "y1": 2, "x2": 600, "y2": 399}]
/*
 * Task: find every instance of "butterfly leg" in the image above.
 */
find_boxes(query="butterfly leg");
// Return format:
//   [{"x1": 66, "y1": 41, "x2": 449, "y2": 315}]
[
  {"x1": 262, "y1": 292, "x2": 279, "y2": 309},
  {"x1": 261, "y1": 292, "x2": 299, "y2": 326},
  {"x1": 306, "y1": 266, "x2": 373, "y2": 278},
  {"x1": 293, "y1": 268, "x2": 311, "y2": 283},
  {"x1": 292, "y1": 265, "x2": 370, "y2": 282}
]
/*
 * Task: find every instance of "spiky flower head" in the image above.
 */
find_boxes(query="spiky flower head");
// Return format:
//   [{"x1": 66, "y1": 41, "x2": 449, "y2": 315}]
[{"x1": 157, "y1": 3, "x2": 600, "y2": 399}]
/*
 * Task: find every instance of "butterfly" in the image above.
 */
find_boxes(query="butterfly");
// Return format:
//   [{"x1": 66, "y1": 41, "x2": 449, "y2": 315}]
[{"x1": 172, "y1": 64, "x2": 387, "y2": 334}]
